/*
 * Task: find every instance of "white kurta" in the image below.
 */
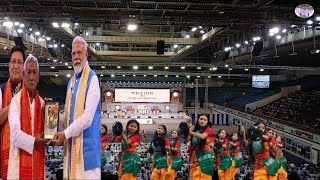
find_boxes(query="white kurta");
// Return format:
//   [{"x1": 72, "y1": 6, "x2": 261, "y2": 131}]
[
  {"x1": 7, "y1": 91, "x2": 44, "y2": 179},
  {"x1": 59, "y1": 75, "x2": 101, "y2": 179}
]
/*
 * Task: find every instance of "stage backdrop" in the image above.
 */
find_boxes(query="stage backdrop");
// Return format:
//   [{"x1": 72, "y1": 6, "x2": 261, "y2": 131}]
[{"x1": 115, "y1": 88, "x2": 170, "y2": 103}]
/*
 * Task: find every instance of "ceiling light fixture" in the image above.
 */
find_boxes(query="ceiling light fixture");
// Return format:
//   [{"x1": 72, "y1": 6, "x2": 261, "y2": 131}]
[
  {"x1": 307, "y1": 20, "x2": 313, "y2": 25},
  {"x1": 61, "y1": 23, "x2": 70, "y2": 28},
  {"x1": 52, "y1": 22, "x2": 59, "y2": 28},
  {"x1": 127, "y1": 24, "x2": 137, "y2": 31},
  {"x1": 3, "y1": 21, "x2": 13, "y2": 27}
]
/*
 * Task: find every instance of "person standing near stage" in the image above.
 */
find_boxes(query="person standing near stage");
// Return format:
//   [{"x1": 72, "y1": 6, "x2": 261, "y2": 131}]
[
  {"x1": 214, "y1": 129, "x2": 232, "y2": 180},
  {"x1": 7, "y1": 55, "x2": 47, "y2": 179},
  {"x1": 52, "y1": 36, "x2": 101, "y2": 179},
  {"x1": 275, "y1": 136, "x2": 288, "y2": 180},
  {"x1": 111, "y1": 120, "x2": 141, "y2": 180},
  {"x1": 165, "y1": 130, "x2": 182, "y2": 180},
  {"x1": 100, "y1": 124, "x2": 108, "y2": 167},
  {"x1": 228, "y1": 133, "x2": 243, "y2": 180},
  {"x1": 0, "y1": 46, "x2": 25, "y2": 179},
  {"x1": 241, "y1": 121, "x2": 278, "y2": 180},
  {"x1": 185, "y1": 115, "x2": 214, "y2": 180},
  {"x1": 140, "y1": 125, "x2": 170, "y2": 180}
]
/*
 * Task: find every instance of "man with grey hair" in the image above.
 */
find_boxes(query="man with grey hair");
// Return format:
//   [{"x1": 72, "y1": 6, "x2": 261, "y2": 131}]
[
  {"x1": 7, "y1": 55, "x2": 47, "y2": 179},
  {"x1": 52, "y1": 36, "x2": 101, "y2": 179}
]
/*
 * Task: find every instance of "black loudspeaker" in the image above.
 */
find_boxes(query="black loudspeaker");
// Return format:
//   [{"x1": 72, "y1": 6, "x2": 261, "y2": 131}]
[
  {"x1": 200, "y1": 100, "x2": 204, "y2": 108},
  {"x1": 157, "y1": 40, "x2": 165, "y2": 55},
  {"x1": 148, "y1": 116, "x2": 151, "y2": 118},
  {"x1": 14, "y1": 37, "x2": 27, "y2": 51},
  {"x1": 171, "y1": 116, "x2": 174, "y2": 118},
  {"x1": 137, "y1": 116, "x2": 140, "y2": 118},
  {"x1": 48, "y1": 48, "x2": 58, "y2": 58},
  {"x1": 252, "y1": 41, "x2": 263, "y2": 56}
]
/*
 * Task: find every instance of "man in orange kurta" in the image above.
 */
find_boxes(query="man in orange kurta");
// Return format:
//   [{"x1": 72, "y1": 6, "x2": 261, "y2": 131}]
[{"x1": 0, "y1": 46, "x2": 25, "y2": 179}]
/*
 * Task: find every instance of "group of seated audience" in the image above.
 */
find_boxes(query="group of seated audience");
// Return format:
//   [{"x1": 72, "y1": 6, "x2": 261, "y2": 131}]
[{"x1": 254, "y1": 91, "x2": 320, "y2": 128}]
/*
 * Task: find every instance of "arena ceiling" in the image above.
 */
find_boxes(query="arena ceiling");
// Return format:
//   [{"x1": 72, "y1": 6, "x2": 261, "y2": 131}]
[{"x1": 0, "y1": 0, "x2": 320, "y2": 85}]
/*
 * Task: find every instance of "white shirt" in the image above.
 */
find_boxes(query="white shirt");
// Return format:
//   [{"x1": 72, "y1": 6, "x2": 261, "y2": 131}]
[
  {"x1": 59, "y1": 74, "x2": 101, "y2": 179},
  {"x1": 60, "y1": 75, "x2": 100, "y2": 140},
  {"x1": 7, "y1": 91, "x2": 44, "y2": 179}
]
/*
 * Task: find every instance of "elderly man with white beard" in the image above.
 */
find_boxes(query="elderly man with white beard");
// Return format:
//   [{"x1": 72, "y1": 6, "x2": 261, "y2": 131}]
[{"x1": 52, "y1": 36, "x2": 101, "y2": 179}]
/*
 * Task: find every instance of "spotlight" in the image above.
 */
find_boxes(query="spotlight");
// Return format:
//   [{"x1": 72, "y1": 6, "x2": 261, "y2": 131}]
[
  {"x1": 200, "y1": 30, "x2": 205, "y2": 34},
  {"x1": 191, "y1": 27, "x2": 197, "y2": 31},
  {"x1": 17, "y1": 29, "x2": 23, "y2": 33},
  {"x1": 276, "y1": 35, "x2": 281, "y2": 39},
  {"x1": 244, "y1": 41, "x2": 249, "y2": 44},
  {"x1": 235, "y1": 44, "x2": 241, "y2": 48},
  {"x1": 173, "y1": 44, "x2": 178, "y2": 48},
  {"x1": 185, "y1": 34, "x2": 190, "y2": 38},
  {"x1": 133, "y1": 66, "x2": 138, "y2": 70},
  {"x1": 282, "y1": 29, "x2": 287, "y2": 33},
  {"x1": 19, "y1": 24, "x2": 25, "y2": 28}
]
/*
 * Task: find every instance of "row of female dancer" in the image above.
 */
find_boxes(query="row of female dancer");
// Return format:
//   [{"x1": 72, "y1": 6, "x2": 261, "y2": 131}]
[{"x1": 100, "y1": 115, "x2": 288, "y2": 180}]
